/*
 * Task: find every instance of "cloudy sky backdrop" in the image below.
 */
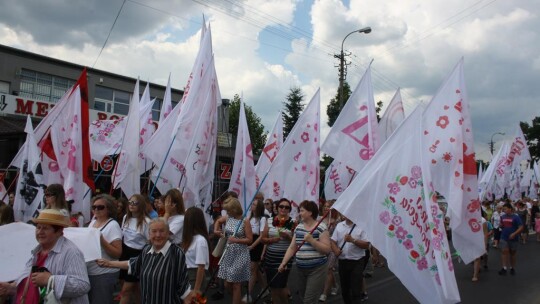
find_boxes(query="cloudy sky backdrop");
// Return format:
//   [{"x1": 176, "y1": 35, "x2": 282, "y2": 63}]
[{"x1": 1, "y1": 0, "x2": 538, "y2": 161}]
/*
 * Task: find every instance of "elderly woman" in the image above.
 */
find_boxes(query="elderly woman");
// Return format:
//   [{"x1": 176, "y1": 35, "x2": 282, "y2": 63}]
[
  {"x1": 214, "y1": 197, "x2": 253, "y2": 304},
  {"x1": 87, "y1": 194, "x2": 122, "y2": 304},
  {"x1": 0, "y1": 209, "x2": 90, "y2": 303},
  {"x1": 279, "y1": 200, "x2": 331, "y2": 304},
  {"x1": 97, "y1": 218, "x2": 194, "y2": 304},
  {"x1": 163, "y1": 189, "x2": 186, "y2": 245}
]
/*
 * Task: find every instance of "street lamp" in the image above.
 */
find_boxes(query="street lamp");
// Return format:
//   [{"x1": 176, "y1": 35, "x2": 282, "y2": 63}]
[
  {"x1": 338, "y1": 27, "x2": 372, "y2": 109},
  {"x1": 489, "y1": 132, "x2": 505, "y2": 155}
]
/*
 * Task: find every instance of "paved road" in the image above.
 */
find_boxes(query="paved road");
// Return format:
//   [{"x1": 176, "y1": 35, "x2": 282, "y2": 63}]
[{"x1": 209, "y1": 234, "x2": 540, "y2": 303}]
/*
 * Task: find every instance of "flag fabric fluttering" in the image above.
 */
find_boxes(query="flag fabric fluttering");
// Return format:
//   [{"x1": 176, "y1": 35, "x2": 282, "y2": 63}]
[
  {"x1": 324, "y1": 160, "x2": 356, "y2": 200},
  {"x1": 159, "y1": 74, "x2": 174, "y2": 124},
  {"x1": 479, "y1": 142, "x2": 510, "y2": 200},
  {"x1": 333, "y1": 107, "x2": 460, "y2": 304},
  {"x1": 138, "y1": 83, "x2": 157, "y2": 174},
  {"x1": 269, "y1": 89, "x2": 320, "y2": 212},
  {"x1": 112, "y1": 81, "x2": 141, "y2": 198},
  {"x1": 421, "y1": 58, "x2": 484, "y2": 264},
  {"x1": 505, "y1": 125, "x2": 531, "y2": 200},
  {"x1": 229, "y1": 99, "x2": 257, "y2": 210},
  {"x1": 13, "y1": 116, "x2": 46, "y2": 222},
  {"x1": 379, "y1": 88, "x2": 405, "y2": 144},
  {"x1": 321, "y1": 67, "x2": 380, "y2": 172},
  {"x1": 255, "y1": 113, "x2": 284, "y2": 201}
]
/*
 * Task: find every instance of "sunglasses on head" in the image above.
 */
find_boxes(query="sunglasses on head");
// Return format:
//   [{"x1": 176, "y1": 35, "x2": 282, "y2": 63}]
[
  {"x1": 278, "y1": 205, "x2": 291, "y2": 210},
  {"x1": 92, "y1": 205, "x2": 106, "y2": 211},
  {"x1": 129, "y1": 200, "x2": 139, "y2": 206}
]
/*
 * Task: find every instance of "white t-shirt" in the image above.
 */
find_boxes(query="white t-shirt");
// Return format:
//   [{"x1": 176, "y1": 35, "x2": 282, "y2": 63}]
[
  {"x1": 185, "y1": 234, "x2": 209, "y2": 269},
  {"x1": 87, "y1": 218, "x2": 122, "y2": 275},
  {"x1": 331, "y1": 221, "x2": 368, "y2": 260},
  {"x1": 122, "y1": 215, "x2": 151, "y2": 250},
  {"x1": 168, "y1": 214, "x2": 185, "y2": 244},
  {"x1": 249, "y1": 216, "x2": 267, "y2": 235}
]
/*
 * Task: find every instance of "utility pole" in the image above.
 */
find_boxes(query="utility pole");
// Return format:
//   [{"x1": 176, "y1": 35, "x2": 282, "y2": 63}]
[{"x1": 334, "y1": 27, "x2": 371, "y2": 110}]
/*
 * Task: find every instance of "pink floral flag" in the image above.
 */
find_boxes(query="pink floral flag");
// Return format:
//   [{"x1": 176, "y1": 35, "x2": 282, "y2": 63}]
[
  {"x1": 229, "y1": 100, "x2": 257, "y2": 210},
  {"x1": 379, "y1": 88, "x2": 405, "y2": 144},
  {"x1": 421, "y1": 58, "x2": 484, "y2": 264},
  {"x1": 321, "y1": 67, "x2": 380, "y2": 172},
  {"x1": 269, "y1": 90, "x2": 320, "y2": 213},
  {"x1": 324, "y1": 160, "x2": 356, "y2": 200},
  {"x1": 255, "y1": 113, "x2": 284, "y2": 200},
  {"x1": 333, "y1": 107, "x2": 460, "y2": 303},
  {"x1": 112, "y1": 81, "x2": 141, "y2": 198},
  {"x1": 89, "y1": 118, "x2": 126, "y2": 162}
]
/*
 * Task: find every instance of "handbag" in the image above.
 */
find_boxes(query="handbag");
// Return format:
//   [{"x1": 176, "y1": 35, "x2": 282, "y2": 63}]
[
  {"x1": 44, "y1": 275, "x2": 59, "y2": 304},
  {"x1": 212, "y1": 236, "x2": 227, "y2": 257}
]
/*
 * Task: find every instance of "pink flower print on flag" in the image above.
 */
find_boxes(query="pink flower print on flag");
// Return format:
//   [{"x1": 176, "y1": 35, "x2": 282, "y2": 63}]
[
  {"x1": 379, "y1": 210, "x2": 391, "y2": 225},
  {"x1": 408, "y1": 178, "x2": 418, "y2": 189},
  {"x1": 431, "y1": 205, "x2": 439, "y2": 217},
  {"x1": 411, "y1": 166, "x2": 422, "y2": 179},
  {"x1": 435, "y1": 115, "x2": 449, "y2": 129},
  {"x1": 388, "y1": 182, "x2": 400, "y2": 195},
  {"x1": 392, "y1": 215, "x2": 403, "y2": 226},
  {"x1": 301, "y1": 132, "x2": 310, "y2": 143},
  {"x1": 403, "y1": 238, "x2": 414, "y2": 250},
  {"x1": 399, "y1": 176, "x2": 408, "y2": 185},
  {"x1": 467, "y1": 199, "x2": 480, "y2": 213},
  {"x1": 417, "y1": 257, "x2": 428, "y2": 271},
  {"x1": 442, "y1": 152, "x2": 453, "y2": 163},
  {"x1": 469, "y1": 218, "x2": 481, "y2": 232},
  {"x1": 432, "y1": 237, "x2": 442, "y2": 251},
  {"x1": 396, "y1": 226, "x2": 408, "y2": 239},
  {"x1": 448, "y1": 258, "x2": 454, "y2": 272}
]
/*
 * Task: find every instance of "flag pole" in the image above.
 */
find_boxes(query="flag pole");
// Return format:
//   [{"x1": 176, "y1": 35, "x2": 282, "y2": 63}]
[{"x1": 148, "y1": 133, "x2": 177, "y2": 200}]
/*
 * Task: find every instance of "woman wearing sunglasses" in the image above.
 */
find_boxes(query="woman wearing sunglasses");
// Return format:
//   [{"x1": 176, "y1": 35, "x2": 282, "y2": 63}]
[
  {"x1": 87, "y1": 194, "x2": 123, "y2": 304},
  {"x1": 44, "y1": 184, "x2": 70, "y2": 219},
  {"x1": 118, "y1": 194, "x2": 151, "y2": 304},
  {"x1": 262, "y1": 198, "x2": 296, "y2": 304}
]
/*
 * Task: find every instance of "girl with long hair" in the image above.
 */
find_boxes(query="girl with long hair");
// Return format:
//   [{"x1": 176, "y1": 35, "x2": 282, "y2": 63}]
[
  {"x1": 163, "y1": 188, "x2": 186, "y2": 245},
  {"x1": 182, "y1": 207, "x2": 210, "y2": 293},
  {"x1": 244, "y1": 199, "x2": 268, "y2": 302}
]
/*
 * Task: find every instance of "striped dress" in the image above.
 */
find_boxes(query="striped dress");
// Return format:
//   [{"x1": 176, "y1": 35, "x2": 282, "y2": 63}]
[
  {"x1": 129, "y1": 243, "x2": 190, "y2": 304},
  {"x1": 295, "y1": 222, "x2": 328, "y2": 268},
  {"x1": 264, "y1": 216, "x2": 295, "y2": 270}
]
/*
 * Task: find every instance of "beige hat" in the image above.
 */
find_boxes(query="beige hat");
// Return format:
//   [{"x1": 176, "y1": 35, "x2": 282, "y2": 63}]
[{"x1": 32, "y1": 209, "x2": 70, "y2": 227}]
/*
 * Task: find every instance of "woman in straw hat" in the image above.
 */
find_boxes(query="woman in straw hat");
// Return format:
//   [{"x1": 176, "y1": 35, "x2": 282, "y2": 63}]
[{"x1": 0, "y1": 209, "x2": 90, "y2": 303}]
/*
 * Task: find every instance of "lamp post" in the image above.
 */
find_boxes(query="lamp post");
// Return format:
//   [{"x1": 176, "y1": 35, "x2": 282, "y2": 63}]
[
  {"x1": 338, "y1": 27, "x2": 371, "y2": 109},
  {"x1": 490, "y1": 132, "x2": 505, "y2": 155}
]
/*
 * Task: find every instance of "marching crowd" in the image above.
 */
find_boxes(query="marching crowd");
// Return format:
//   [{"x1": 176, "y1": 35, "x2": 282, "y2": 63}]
[{"x1": 0, "y1": 183, "x2": 537, "y2": 304}]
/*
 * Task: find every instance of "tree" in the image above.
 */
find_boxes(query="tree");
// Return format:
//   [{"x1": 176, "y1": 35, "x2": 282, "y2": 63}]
[
  {"x1": 229, "y1": 94, "x2": 267, "y2": 156},
  {"x1": 376, "y1": 100, "x2": 384, "y2": 122},
  {"x1": 283, "y1": 87, "x2": 305, "y2": 138},
  {"x1": 521, "y1": 117, "x2": 540, "y2": 162},
  {"x1": 326, "y1": 82, "x2": 351, "y2": 127}
]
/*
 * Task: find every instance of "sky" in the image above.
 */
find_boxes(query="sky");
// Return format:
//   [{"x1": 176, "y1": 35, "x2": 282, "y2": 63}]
[{"x1": 1, "y1": 0, "x2": 538, "y2": 162}]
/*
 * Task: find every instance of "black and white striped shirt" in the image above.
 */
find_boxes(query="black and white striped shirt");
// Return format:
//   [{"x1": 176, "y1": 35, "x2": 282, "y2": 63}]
[{"x1": 129, "y1": 241, "x2": 191, "y2": 304}]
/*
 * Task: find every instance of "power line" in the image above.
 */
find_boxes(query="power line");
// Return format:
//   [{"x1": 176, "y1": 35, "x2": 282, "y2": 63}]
[{"x1": 92, "y1": 0, "x2": 127, "y2": 68}]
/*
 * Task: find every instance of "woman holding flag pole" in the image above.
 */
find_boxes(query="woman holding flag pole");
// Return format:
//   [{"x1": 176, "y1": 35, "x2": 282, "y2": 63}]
[{"x1": 279, "y1": 200, "x2": 331, "y2": 303}]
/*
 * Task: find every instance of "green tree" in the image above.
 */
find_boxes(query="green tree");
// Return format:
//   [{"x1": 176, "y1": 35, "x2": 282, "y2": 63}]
[
  {"x1": 283, "y1": 87, "x2": 305, "y2": 138},
  {"x1": 520, "y1": 117, "x2": 540, "y2": 162},
  {"x1": 376, "y1": 100, "x2": 384, "y2": 122},
  {"x1": 326, "y1": 82, "x2": 351, "y2": 127},
  {"x1": 229, "y1": 94, "x2": 267, "y2": 156}
]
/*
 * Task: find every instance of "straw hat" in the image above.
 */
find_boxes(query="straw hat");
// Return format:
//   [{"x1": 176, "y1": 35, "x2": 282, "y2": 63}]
[{"x1": 32, "y1": 209, "x2": 70, "y2": 227}]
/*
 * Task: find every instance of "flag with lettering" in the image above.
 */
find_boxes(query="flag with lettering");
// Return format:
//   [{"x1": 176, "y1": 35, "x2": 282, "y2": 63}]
[
  {"x1": 478, "y1": 142, "x2": 510, "y2": 200},
  {"x1": 229, "y1": 100, "x2": 257, "y2": 210},
  {"x1": 112, "y1": 82, "x2": 141, "y2": 198},
  {"x1": 421, "y1": 58, "x2": 484, "y2": 264},
  {"x1": 379, "y1": 88, "x2": 405, "y2": 143},
  {"x1": 270, "y1": 89, "x2": 320, "y2": 211},
  {"x1": 324, "y1": 160, "x2": 356, "y2": 200},
  {"x1": 13, "y1": 116, "x2": 46, "y2": 222},
  {"x1": 89, "y1": 118, "x2": 126, "y2": 162},
  {"x1": 321, "y1": 67, "x2": 380, "y2": 172},
  {"x1": 255, "y1": 113, "x2": 284, "y2": 200},
  {"x1": 333, "y1": 107, "x2": 460, "y2": 303}
]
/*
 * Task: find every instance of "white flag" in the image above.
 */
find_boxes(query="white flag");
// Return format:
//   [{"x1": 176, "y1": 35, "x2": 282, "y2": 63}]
[
  {"x1": 421, "y1": 58, "x2": 484, "y2": 264},
  {"x1": 138, "y1": 83, "x2": 157, "y2": 174},
  {"x1": 112, "y1": 81, "x2": 141, "y2": 198},
  {"x1": 333, "y1": 107, "x2": 460, "y2": 303},
  {"x1": 89, "y1": 118, "x2": 126, "y2": 162},
  {"x1": 13, "y1": 116, "x2": 46, "y2": 222},
  {"x1": 229, "y1": 100, "x2": 257, "y2": 210},
  {"x1": 321, "y1": 67, "x2": 380, "y2": 172},
  {"x1": 479, "y1": 142, "x2": 510, "y2": 200},
  {"x1": 159, "y1": 74, "x2": 174, "y2": 124},
  {"x1": 255, "y1": 113, "x2": 284, "y2": 200},
  {"x1": 324, "y1": 161, "x2": 356, "y2": 200},
  {"x1": 379, "y1": 88, "x2": 405, "y2": 143},
  {"x1": 270, "y1": 89, "x2": 320, "y2": 212}
]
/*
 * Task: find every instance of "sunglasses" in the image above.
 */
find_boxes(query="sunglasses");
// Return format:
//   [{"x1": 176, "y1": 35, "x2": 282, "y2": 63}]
[
  {"x1": 278, "y1": 205, "x2": 291, "y2": 210},
  {"x1": 92, "y1": 205, "x2": 106, "y2": 211},
  {"x1": 129, "y1": 200, "x2": 140, "y2": 206}
]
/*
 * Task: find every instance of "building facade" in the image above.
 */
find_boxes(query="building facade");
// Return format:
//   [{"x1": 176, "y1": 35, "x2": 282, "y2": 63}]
[{"x1": 0, "y1": 44, "x2": 234, "y2": 199}]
